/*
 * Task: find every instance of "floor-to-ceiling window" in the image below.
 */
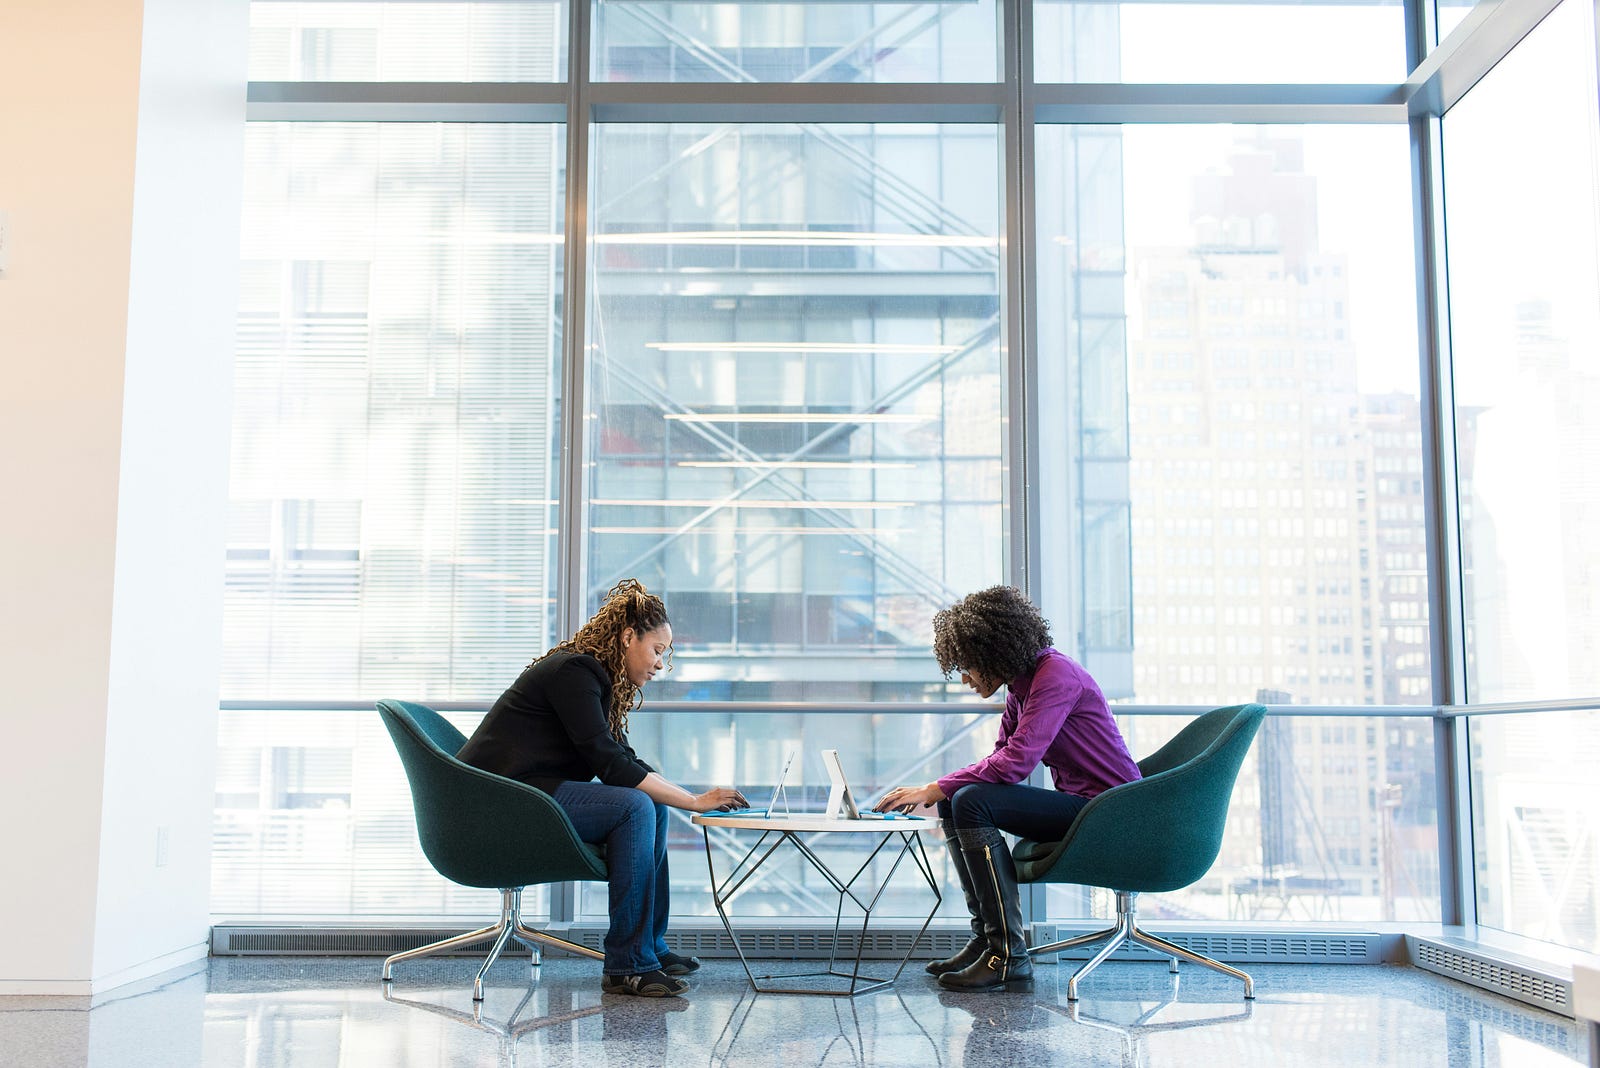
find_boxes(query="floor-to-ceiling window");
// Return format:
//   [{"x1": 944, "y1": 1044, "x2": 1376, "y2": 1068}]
[
  {"x1": 1035, "y1": 122, "x2": 1441, "y2": 925},
  {"x1": 215, "y1": 0, "x2": 1598, "y2": 958},
  {"x1": 219, "y1": 0, "x2": 572, "y2": 923},
  {"x1": 218, "y1": 117, "x2": 567, "y2": 919},
  {"x1": 1441, "y1": 0, "x2": 1600, "y2": 955}
]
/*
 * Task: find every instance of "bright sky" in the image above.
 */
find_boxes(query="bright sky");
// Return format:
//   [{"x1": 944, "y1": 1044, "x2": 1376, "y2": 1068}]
[
  {"x1": 1119, "y1": 123, "x2": 1423, "y2": 396},
  {"x1": 1111, "y1": 0, "x2": 1600, "y2": 402},
  {"x1": 1438, "y1": 0, "x2": 1600, "y2": 407},
  {"x1": 1089, "y1": 4, "x2": 1417, "y2": 395}
]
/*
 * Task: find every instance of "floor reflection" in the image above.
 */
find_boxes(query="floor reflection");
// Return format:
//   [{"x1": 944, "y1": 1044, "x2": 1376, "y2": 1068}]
[
  {"x1": 709, "y1": 987, "x2": 945, "y2": 1067},
  {"x1": 0, "y1": 957, "x2": 1588, "y2": 1067},
  {"x1": 380, "y1": 983, "x2": 610, "y2": 1067},
  {"x1": 1033, "y1": 974, "x2": 1254, "y2": 1068},
  {"x1": 365, "y1": 966, "x2": 695, "y2": 1068}
]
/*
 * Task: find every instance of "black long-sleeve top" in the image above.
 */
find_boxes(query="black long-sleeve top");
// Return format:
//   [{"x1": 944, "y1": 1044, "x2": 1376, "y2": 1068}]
[{"x1": 457, "y1": 650, "x2": 655, "y2": 794}]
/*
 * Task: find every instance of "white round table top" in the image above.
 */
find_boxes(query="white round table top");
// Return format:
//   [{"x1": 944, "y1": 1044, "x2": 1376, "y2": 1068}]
[{"x1": 691, "y1": 811, "x2": 936, "y2": 833}]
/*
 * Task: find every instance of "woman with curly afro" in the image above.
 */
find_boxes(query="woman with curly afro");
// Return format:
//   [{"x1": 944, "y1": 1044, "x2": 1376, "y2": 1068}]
[
  {"x1": 458, "y1": 579, "x2": 747, "y2": 998},
  {"x1": 875, "y1": 585, "x2": 1141, "y2": 993}
]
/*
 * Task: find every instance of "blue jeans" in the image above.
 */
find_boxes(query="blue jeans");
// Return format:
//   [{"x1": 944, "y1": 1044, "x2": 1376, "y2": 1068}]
[
  {"x1": 938, "y1": 782, "x2": 1090, "y2": 842},
  {"x1": 552, "y1": 781, "x2": 672, "y2": 975}
]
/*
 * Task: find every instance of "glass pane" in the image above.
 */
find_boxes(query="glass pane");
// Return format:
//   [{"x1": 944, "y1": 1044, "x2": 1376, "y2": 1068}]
[
  {"x1": 1036, "y1": 125, "x2": 1428, "y2": 706},
  {"x1": 1443, "y1": 0, "x2": 1600, "y2": 704},
  {"x1": 592, "y1": 0, "x2": 999, "y2": 82},
  {"x1": 213, "y1": 710, "x2": 550, "y2": 920},
  {"x1": 585, "y1": 123, "x2": 1005, "y2": 701},
  {"x1": 249, "y1": 1, "x2": 567, "y2": 81},
  {"x1": 1045, "y1": 714, "x2": 1442, "y2": 923},
  {"x1": 1471, "y1": 710, "x2": 1600, "y2": 954},
  {"x1": 1033, "y1": 0, "x2": 1406, "y2": 83},
  {"x1": 226, "y1": 123, "x2": 564, "y2": 702},
  {"x1": 576, "y1": 708, "x2": 995, "y2": 921},
  {"x1": 1436, "y1": 0, "x2": 1475, "y2": 44}
]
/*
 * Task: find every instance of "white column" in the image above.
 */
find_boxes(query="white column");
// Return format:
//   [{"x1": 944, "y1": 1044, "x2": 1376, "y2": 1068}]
[{"x1": 0, "y1": 0, "x2": 248, "y2": 994}]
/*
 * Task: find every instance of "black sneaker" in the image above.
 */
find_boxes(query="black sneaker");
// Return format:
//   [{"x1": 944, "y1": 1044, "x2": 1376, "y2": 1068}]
[
  {"x1": 601, "y1": 969, "x2": 689, "y2": 997},
  {"x1": 658, "y1": 951, "x2": 702, "y2": 976}
]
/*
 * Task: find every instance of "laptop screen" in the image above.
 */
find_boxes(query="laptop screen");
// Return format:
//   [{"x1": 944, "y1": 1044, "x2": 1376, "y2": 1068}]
[
  {"x1": 821, "y1": 748, "x2": 863, "y2": 818},
  {"x1": 821, "y1": 748, "x2": 909, "y2": 819},
  {"x1": 743, "y1": 749, "x2": 796, "y2": 815}
]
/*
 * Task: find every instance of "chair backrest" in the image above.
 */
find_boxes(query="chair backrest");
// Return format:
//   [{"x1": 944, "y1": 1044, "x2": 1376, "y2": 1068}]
[
  {"x1": 1013, "y1": 703, "x2": 1265, "y2": 894},
  {"x1": 1135, "y1": 704, "x2": 1255, "y2": 779},
  {"x1": 377, "y1": 699, "x2": 607, "y2": 889}
]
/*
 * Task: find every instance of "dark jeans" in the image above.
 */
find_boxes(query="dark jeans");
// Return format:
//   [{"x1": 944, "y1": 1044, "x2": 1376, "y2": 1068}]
[
  {"x1": 938, "y1": 782, "x2": 1090, "y2": 843},
  {"x1": 552, "y1": 781, "x2": 672, "y2": 975}
]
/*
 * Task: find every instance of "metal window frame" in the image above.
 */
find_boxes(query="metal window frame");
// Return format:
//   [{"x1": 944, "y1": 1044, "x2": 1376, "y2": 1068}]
[
  {"x1": 237, "y1": 0, "x2": 1593, "y2": 945},
  {"x1": 219, "y1": 700, "x2": 1506, "y2": 715}
]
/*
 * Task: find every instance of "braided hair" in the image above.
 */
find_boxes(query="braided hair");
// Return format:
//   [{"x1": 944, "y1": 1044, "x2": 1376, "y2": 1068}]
[
  {"x1": 542, "y1": 578, "x2": 671, "y2": 738},
  {"x1": 931, "y1": 585, "x2": 1052, "y2": 686}
]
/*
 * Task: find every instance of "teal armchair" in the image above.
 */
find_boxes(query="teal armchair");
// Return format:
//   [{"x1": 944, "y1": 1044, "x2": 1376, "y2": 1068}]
[
  {"x1": 1015, "y1": 703, "x2": 1265, "y2": 1001},
  {"x1": 377, "y1": 699, "x2": 607, "y2": 1000}
]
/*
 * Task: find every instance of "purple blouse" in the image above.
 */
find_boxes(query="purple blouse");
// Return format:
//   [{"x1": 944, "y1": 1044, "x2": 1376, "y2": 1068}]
[{"x1": 936, "y1": 647, "x2": 1142, "y2": 800}]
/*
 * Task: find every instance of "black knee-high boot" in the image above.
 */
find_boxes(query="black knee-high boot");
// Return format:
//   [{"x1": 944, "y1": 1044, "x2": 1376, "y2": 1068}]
[
  {"x1": 925, "y1": 821, "x2": 986, "y2": 976},
  {"x1": 936, "y1": 827, "x2": 1033, "y2": 993}
]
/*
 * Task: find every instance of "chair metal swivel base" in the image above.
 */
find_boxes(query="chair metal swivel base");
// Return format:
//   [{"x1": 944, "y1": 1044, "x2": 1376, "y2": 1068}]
[
  {"x1": 1029, "y1": 890, "x2": 1254, "y2": 1002},
  {"x1": 381, "y1": 887, "x2": 604, "y2": 1001}
]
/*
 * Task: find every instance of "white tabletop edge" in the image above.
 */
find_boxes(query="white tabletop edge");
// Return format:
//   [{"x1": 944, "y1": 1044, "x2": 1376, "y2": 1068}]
[{"x1": 691, "y1": 812, "x2": 937, "y2": 832}]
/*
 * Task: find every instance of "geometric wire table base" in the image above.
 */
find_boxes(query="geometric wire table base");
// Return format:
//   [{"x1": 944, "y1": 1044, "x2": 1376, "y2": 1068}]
[{"x1": 695, "y1": 817, "x2": 943, "y2": 997}]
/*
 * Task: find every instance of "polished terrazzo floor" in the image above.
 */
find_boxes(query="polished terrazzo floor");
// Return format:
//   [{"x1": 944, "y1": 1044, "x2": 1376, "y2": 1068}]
[{"x1": 0, "y1": 955, "x2": 1586, "y2": 1067}]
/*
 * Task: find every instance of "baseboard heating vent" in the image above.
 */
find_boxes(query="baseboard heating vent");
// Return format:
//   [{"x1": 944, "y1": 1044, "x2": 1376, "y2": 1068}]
[
  {"x1": 1409, "y1": 937, "x2": 1572, "y2": 1018},
  {"x1": 559, "y1": 925, "x2": 972, "y2": 960},
  {"x1": 212, "y1": 925, "x2": 973, "y2": 961},
  {"x1": 212, "y1": 928, "x2": 506, "y2": 957},
  {"x1": 1028, "y1": 926, "x2": 1382, "y2": 965}
]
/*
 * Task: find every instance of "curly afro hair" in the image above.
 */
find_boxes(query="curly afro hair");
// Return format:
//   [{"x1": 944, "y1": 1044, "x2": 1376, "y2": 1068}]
[{"x1": 932, "y1": 585, "x2": 1053, "y2": 685}]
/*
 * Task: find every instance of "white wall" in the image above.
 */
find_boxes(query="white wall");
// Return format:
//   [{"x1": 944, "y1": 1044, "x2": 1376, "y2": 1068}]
[{"x1": 0, "y1": 0, "x2": 247, "y2": 994}]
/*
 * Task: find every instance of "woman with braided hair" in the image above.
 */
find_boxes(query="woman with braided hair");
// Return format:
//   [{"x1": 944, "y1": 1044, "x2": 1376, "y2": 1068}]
[
  {"x1": 874, "y1": 585, "x2": 1141, "y2": 993},
  {"x1": 458, "y1": 579, "x2": 747, "y2": 997}
]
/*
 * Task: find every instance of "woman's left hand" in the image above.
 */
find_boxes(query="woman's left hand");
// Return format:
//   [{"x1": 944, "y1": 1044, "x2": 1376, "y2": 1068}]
[{"x1": 874, "y1": 782, "x2": 946, "y2": 813}]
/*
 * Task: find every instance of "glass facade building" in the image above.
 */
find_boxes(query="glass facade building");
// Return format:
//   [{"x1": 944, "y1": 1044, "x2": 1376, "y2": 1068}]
[{"x1": 215, "y1": 0, "x2": 1600, "y2": 958}]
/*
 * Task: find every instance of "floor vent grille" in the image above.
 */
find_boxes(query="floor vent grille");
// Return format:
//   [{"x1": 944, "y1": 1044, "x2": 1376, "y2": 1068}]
[
  {"x1": 215, "y1": 929, "x2": 495, "y2": 956},
  {"x1": 212, "y1": 925, "x2": 972, "y2": 961},
  {"x1": 1410, "y1": 938, "x2": 1572, "y2": 1018},
  {"x1": 213, "y1": 925, "x2": 1379, "y2": 964},
  {"x1": 1029, "y1": 926, "x2": 1382, "y2": 964}
]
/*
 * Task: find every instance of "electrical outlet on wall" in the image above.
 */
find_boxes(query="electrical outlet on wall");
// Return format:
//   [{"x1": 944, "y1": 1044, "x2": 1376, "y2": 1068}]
[
  {"x1": 0, "y1": 211, "x2": 10, "y2": 275},
  {"x1": 156, "y1": 826, "x2": 170, "y2": 868}
]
